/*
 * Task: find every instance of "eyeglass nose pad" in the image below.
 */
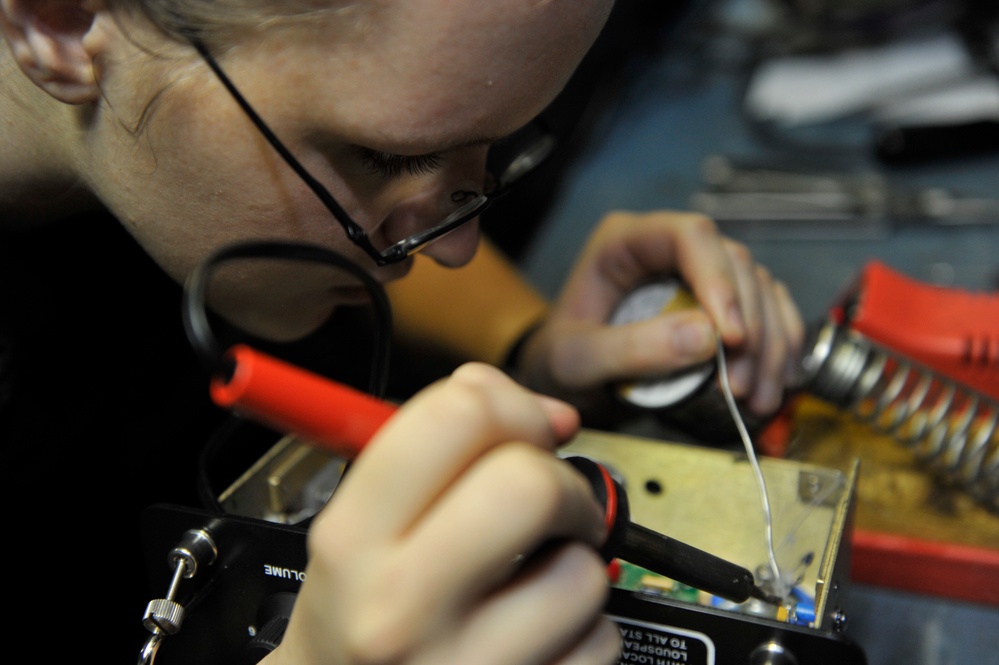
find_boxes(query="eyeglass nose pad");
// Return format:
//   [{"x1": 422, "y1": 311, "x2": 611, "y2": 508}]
[{"x1": 451, "y1": 188, "x2": 482, "y2": 205}]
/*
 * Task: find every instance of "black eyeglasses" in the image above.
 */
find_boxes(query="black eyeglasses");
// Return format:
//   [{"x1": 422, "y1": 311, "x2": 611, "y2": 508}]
[{"x1": 193, "y1": 41, "x2": 556, "y2": 266}]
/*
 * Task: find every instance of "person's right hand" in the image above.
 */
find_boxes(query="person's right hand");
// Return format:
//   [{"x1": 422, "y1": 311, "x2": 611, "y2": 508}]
[{"x1": 264, "y1": 363, "x2": 622, "y2": 665}]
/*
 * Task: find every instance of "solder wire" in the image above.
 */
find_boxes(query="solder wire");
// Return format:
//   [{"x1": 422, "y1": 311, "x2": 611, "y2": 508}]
[{"x1": 715, "y1": 336, "x2": 784, "y2": 596}]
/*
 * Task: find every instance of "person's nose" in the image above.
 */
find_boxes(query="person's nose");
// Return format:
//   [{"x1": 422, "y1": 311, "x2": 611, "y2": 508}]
[{"x1": 379, "y1": 147, "x2": 489, "y2": 267}]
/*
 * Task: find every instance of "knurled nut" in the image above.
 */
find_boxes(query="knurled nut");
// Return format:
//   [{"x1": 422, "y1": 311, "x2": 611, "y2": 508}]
[{"x1": 142, "y1": 598, "x2": 186, "y2": 635}]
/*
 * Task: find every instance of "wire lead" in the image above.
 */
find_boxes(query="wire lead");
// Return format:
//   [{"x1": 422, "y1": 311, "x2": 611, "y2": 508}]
[{"x1": 715, "y1": 336, "x2": 784, "y2": 597}]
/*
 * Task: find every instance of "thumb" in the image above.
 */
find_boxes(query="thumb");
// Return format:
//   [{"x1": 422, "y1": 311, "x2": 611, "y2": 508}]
[{"x1": 554, "y1": 310, "x2": 717, "y2": 389}]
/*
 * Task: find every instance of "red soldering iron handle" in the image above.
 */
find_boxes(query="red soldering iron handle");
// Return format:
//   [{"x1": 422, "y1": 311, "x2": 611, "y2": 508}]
[
  {"x1": 208, "y1": 348, "x2": 625, "y2": 540},
  {"x1": 209, "y1": 344, "x2": 397, "y2": 459},
  {"x1": 206, "y1": 351, "x2": 773, "y2": 603}
]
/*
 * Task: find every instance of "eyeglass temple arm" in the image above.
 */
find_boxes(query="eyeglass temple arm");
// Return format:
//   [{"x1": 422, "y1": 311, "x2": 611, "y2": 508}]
[{"x1": 191, "y1": 40, "x2": 383, "y2": 260}]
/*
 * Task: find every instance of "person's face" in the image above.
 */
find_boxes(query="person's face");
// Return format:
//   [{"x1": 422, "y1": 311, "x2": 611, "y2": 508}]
[{"x1": 83, "y1": 0, "x2": 613, "y2": 338}]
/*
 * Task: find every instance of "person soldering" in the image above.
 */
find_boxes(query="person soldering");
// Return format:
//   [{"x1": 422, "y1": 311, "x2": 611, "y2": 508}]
[{"x1": 0, "y1": 1, "x2": 803, "y2": 664}]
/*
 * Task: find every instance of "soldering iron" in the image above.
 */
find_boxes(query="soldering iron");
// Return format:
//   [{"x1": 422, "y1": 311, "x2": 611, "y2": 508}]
[
  {"x1": 146, "y1": 240, "x2": 865, "y2": 664},
  {"x1": 208, "y1": 343, "x2": 782, "y2": 606}
]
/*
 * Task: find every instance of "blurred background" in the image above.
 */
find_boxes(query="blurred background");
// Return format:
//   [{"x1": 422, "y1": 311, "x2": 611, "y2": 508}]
[{"x1": 480, "y1": 0, "x2": 999, "y2": 663}]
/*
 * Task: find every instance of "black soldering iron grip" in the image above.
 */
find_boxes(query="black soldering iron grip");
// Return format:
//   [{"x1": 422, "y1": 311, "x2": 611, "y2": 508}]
[
  {"x1": 562, "y1": 455, "x2": 630, "y2": 562},
  {"x1": 622, "y1": 521, "x2": 757, "y2": 604},
  {"x1": 562, "y1": 454, "x2": 765, "y2": 605}
]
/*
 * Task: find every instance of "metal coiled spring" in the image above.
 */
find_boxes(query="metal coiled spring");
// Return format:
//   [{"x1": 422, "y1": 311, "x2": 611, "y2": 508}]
[{"x1": 801, "y1": 321, "x2": 999, "y2": 512}]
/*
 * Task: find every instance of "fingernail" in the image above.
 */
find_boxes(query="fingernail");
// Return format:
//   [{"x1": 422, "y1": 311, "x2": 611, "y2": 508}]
[
  {"x1": 674, "y1": 320, "x2": 715, "y2": 356},
  {"x1": 727, "y1": 305, "x2": 745, "y2": 340},
  {"x1": 727, "y1": 358, "x2": 752, "y2": 395},
  {"x1": 752, "y1": 379, "x2": 782, "y2": 415},
  {"x1": 784, "y1": 356, "x2": 803, "y2": 388},
  {"x1": 538, "y1": 395, "x2": 581, "y2": 443}
]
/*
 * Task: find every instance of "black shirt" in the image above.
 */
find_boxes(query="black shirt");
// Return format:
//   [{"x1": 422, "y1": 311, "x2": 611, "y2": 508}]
[
  {"x1": 0, "y1": 207, "x2": 447, "y2": 661},
  {"x1": 1, "y1": 210, "x2": 228, "y2": 660}
]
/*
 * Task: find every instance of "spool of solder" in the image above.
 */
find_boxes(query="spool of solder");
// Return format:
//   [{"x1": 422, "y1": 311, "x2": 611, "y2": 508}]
[
  {"x1": 609, "y1": 279, "x2": 762, "y2": 442},
  {"x1": 609, "y1": 279, "x2": 715, "y2": 410}
]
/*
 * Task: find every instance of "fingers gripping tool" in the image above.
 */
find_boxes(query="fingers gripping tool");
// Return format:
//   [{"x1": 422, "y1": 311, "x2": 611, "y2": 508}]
[{"x1": 209, "y1": 344, "x2": 780, "y2": 605}]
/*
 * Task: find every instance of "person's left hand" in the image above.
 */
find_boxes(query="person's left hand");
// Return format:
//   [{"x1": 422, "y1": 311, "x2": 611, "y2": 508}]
[{"x1": 512, "y1": 210, "x2": 805, "y2": 424}]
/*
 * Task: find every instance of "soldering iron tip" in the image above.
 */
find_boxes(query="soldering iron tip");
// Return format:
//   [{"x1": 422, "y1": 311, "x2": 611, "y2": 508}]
[{"x1": 750, "y1": 586, "x2": 784, "y2": 606}]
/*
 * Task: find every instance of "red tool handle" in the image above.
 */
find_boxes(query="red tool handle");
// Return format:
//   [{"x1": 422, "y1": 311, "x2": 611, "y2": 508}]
[
  {"x1": 208, "y1": 345, "x2": 626, "y2": 547},
  {"x1": 209, "y1": 344, "x2": 397, "y2": 459},
  {"x1": 208, "y1": 345, "x2": 625, "y2": 533}
]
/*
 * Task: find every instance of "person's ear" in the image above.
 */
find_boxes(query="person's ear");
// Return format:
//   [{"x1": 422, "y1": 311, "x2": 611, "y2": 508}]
[{"x1": 0, "y1": 0, "x2": 103, "y2": 104}]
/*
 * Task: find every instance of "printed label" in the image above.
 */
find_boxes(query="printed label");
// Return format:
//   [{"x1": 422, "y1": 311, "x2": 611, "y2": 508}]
[
  {"x1": 610, "y1": 616, "x2": 715, "y2": 665},
  {"x1": 263, "y1": 564, "x2": 307, "y2": 583}
]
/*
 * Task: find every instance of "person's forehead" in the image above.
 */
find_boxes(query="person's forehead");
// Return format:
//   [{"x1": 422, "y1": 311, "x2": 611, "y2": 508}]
[
  {"x1": 301, "y1": 0, "x2": 612, "y2": 147},
  {"x1": 201, "y1": 0, "x2": 612, "y2": 155}
]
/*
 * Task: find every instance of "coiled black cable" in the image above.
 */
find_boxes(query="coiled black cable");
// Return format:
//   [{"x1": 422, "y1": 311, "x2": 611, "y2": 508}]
[{"x1": 181, "y1": 240, "x2": 394, "y2": 513}]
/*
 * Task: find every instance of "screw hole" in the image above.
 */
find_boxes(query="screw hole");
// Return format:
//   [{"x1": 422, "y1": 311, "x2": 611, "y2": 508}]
[{"x1": 644, "y1": 479, "x2": 663, "y2": 495}]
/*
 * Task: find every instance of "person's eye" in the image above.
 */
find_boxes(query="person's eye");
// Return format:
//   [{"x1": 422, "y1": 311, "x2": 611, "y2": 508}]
[{"x1": 359, "y1": 149, "x2": 444, "y2": 178}]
